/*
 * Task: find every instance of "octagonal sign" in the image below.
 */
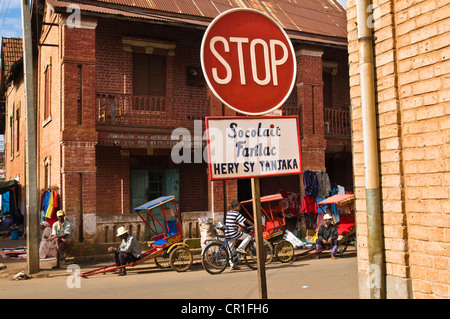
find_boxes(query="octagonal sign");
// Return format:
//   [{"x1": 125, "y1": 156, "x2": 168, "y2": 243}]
[{"x1": 201, "y1": 8, "x2": 297, "y2": 115}]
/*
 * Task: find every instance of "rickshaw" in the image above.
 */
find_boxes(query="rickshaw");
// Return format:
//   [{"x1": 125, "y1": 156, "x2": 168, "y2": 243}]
[
  {"x1": 80, "y1": 195, "x2": 193, "y2": 277},
  {"x1": 240, "y1": 194, "x2": 295, "y2": 263},
  {"x1": 291, "y1": 193, "x2": 356, "y2": 261},
  {"x1": 317, "y1": 193, "x2": 356, "y2": 254}
]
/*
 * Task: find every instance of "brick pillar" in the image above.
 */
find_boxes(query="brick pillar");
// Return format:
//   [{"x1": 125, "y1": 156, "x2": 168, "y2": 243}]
[
  {"x1": 206, "y1": 89, "x2": 238, "y2": 213},
  {"x1": 296, "y1": 46, "x2": 327, "y2": 173},
  {"x1": 60, "y1": 16, "x2": 98, "y2": 249}
]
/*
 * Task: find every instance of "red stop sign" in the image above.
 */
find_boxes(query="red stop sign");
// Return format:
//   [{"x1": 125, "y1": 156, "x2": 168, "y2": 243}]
[{"x1": 201, "y1": 8, "x2": 296, "y2": 115}]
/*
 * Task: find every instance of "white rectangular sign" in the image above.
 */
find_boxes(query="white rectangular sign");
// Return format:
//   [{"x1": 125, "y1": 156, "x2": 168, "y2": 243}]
[{"x1": 205, "y1": 116, "x2": 302, "y2": 180}]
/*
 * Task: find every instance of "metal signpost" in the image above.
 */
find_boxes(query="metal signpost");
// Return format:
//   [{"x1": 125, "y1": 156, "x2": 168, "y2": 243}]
[{"x1": 201, "y1": 8, "x2": 299, "y2": 299}]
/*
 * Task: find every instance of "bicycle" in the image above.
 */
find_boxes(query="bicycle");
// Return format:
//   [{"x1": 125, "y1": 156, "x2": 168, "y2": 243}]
[{"x1": 201, "y1": 225, "x2": 274, "y2": 275}]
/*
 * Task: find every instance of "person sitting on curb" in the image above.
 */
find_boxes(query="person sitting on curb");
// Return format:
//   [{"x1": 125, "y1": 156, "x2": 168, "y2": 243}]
[
  {"x1": 107, "y1": 226, "x2": 142, "y2": 276},
  {"x1": 50, "y1": 210, "x2": 72, "y2": 269},
  {"x1": 315, "y1": 213, "x2": 339, "y2": 260},
  {"x1": 0, "y1": 213, "x2": 14, "y2": 238}
]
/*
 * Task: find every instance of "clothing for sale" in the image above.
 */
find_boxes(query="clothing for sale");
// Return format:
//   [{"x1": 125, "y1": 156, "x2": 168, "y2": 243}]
[
  {"x1": 316, "y1": 171, "x2": 331, "y2": 197},
  {"x1": 40, "y1": 190, "x2": 60, "y2": 227},
  {"x1": 280, "y1": 190, "x2": 300, "y2": 216},
  {"x1": 303, "y1": 170, "x2": 319, "y2": 196},
  {"x1": 330, "y1": 186, "x2": 341, "y2": 223},
  {"x1": 315, "y1": 212, "x2": 325, "y2": 232},
  {"x1": 304, "y1": 213, "x2": 317, "y2": 230},
  {"x1": 316, "y1": 196, "x2": 328, "y2": 212},
  {"x1": 301, "y1": 195, "x2": 317, "y2": 214}
]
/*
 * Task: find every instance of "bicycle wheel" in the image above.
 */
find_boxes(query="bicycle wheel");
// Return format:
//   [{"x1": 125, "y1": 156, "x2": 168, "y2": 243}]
[
  {"x1": 276, "y1": 240, "x2": 294, "y2": 263},
  {"x1": 169, "y1": 246, "x2": 193, "y2": 272},
  {"x1": 201, "y1": 242, "x2": 229, "y2": 275},
  {"x1": 244, "y1": 239, "x2": 273, "y2": 270}
]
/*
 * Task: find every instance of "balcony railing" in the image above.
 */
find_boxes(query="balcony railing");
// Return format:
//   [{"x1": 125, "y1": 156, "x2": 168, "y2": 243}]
[
  {"x1": 282, "y1": 105, "x2": 350, "y2": 137},
  {"x1": 96, "y1": 93, "x2": 209, "y2": 129},
  {"x1": 324, "y1": 107, "x2": 351, "y2": 136}
]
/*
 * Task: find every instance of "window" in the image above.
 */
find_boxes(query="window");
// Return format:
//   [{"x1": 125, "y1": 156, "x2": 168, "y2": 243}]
[
  {"x1": 15, "y1": 104, "x2": 20, "y2": 153},
  {"x1": 9, "y1": 113, "x2": 14, "y2": 160},
  {"x1": 133, "y1": 53, "x2": 166, "y2": 97},
  {"x1": 44, "y1": 157, "x2": 51, "y2": 189},
  {"x1": 44, "y1": 64, "x2": 51, "y2": 121}
]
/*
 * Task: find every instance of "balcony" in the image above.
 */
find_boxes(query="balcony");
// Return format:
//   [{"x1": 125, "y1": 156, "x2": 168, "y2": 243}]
[
  {"x1": 96, "y1": 93, "x2": 209, "y2": 129},
  {"x1": 282, "y1": 106, "x2": 350, "y2": 137},
  {"x1": 324, "y1": 107, "x2": 351, "y2": 137}
]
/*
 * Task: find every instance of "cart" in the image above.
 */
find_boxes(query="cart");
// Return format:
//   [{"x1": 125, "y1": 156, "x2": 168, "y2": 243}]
[
  {"x1": 317, "y1": 194, "x2": 356, "y2": 254},
  {"x1": 240, "y1": 194, "x2": 295, "y2": 263},
  {"x1": 292, "y1": 193, "x2": 356, "y2": 261},
  {"x1": 80, "y1": 195, "x2": 193, "y2": 277}
]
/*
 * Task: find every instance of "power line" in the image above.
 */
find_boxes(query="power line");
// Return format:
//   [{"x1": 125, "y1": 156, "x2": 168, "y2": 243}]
[{"x1": 0, "y1": 0, "x2": 12, "y2": 36}]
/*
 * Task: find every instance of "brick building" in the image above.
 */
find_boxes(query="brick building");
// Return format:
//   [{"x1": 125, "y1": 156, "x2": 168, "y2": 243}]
[
  {"x1": 0, "y1": 38, "x2": 25, "y2": 209},
  {"x1": 347, "y1": 0, "x2": 449, "y2": 298},
  {"x1": 2, "y1": 0, "x2": 350, "y2": 257}
]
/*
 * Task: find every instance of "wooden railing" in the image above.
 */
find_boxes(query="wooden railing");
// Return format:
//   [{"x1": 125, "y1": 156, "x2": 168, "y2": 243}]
[
  {"x1": 96, "y1": 93, "x2": 209, "y2": 129},
  {"x1": 282, "y1": 106, "x2": 350, "y2": 137},
  {"x1": 96, "y1": 94, "x2": 349, "y2": 137},
  {"x1": 324, "y1": 107, "x2": 351, "y2": 136}
]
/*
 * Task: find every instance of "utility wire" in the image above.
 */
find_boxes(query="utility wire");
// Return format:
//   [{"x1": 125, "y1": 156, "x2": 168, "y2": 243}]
[{"x1": 0, "y1": 0, "x2": 12, "y2": 36}]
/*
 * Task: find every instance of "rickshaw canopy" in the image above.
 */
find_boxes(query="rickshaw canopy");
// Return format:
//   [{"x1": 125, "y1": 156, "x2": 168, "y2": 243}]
[
  {"x1": 240, "y1": 193, "x2": 283, "y2": 205},
  {"x1": 134, "y1": 195, "x2": 175, "y2": 211},
  {"x1": 317, "y1": 194, "x2": 354, "y2": 206},
  {"x1": 133, "y1": 195, "x2": 181, "y2": 244}
]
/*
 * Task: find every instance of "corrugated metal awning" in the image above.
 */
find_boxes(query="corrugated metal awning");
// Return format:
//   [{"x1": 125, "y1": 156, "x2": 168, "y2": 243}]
[{"x1": 47, "y1": 0, "x2": 347, "y2": 46}]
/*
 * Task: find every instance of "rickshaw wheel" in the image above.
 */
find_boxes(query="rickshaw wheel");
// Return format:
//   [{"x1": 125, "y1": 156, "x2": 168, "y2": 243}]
[
  {"x1": 244, "y1": 239, "x2": 274, "y2": 270},
  {"x1": 276, "y1": 240, "x2": 294, "y2": 263},
  {"x1": 338, "y1": 241, "x2": 348, "y2": 254},
  {"x1": 154, "y1": 253, "x2": 171, "y2": 269},
  {"x1": 169, "y1": 245, "x2": 193, "y2": 272}
]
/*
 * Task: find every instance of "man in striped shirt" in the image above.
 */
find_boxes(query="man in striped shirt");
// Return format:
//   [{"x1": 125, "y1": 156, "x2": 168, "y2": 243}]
[{"x1": 225, "y1": 200, "x2": 254, "y2": 258}]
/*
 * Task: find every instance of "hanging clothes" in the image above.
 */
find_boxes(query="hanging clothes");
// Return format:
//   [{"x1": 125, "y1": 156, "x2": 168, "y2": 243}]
[
  {"x1": 45, "y1": 192, "x2": 54, "y2": 219},
  {"x1": 304, "y1": 213, "x2": 317, "y2": 230},
  {"x1": 316, "y1": 171, "x2": 331, "y2": 197},
  {"x1": 41, "y1": 192, "x2": 51, "y2": 217},
  {"x1": 303, "y1": 170, "x2": 319, "y2": 196},
  {"x1": 301, "y1": 195, "x2": 317, "y2": 214},
  {"x1": 315, "y1": 212, "x2": 325, "y2": 232},
  {"x1": 316, "y1": 196, "x2": 327, "y2": 213},
  {"x1": 40, "y1": 190, "x2": 59, "y2": 227},
  {"x1": 330, "y1": 186, "x2": 340, "y2": 223},
  {"x1": 280, "y1": 190, "x2": 301, "y2": 217}
]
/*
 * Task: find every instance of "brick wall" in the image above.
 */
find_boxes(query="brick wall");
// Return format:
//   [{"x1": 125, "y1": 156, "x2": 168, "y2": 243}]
[
  {"x1": 347, "y1": 0, "x2": 449, "y2": 298},
  {"x1": 4, "y1": 78, "x2": 26, "y2": 209}
]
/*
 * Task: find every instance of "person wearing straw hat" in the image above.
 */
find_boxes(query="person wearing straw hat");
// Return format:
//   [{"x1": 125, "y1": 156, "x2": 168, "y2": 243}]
[
  {"x1": 315, "y1": 213, "x2": 339, "y2": 260},
  {"x1": 107, "y1": 226, "x2": 142, "y2": 276},
  {"x1": 50, "y1": 210, "x2": 72, "y2": 269}
]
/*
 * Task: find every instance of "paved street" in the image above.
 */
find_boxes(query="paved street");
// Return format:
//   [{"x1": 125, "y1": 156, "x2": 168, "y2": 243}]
[{"x1": 0, "y1": 246, "x2": 358, "y2": 300}]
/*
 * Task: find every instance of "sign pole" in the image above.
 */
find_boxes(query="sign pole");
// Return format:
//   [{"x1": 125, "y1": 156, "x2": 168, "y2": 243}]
[{"x1": 251, "y1": 177, "x2": 268, "y2": 299}]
